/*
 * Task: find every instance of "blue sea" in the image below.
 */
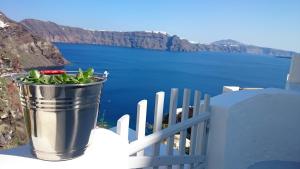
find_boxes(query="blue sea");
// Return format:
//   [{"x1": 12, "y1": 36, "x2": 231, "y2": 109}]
[{"x1": 55, "y1": 43, "x2": 290, "y2": 128}]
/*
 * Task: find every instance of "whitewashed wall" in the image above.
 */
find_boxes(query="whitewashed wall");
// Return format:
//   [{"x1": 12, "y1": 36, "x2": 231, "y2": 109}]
[
  {"x1": 286, "y1": 55, "x2": 300, "y2": 91},
  {"x1": 207, "y1": 88, "x2": 300, "y2": 169}
]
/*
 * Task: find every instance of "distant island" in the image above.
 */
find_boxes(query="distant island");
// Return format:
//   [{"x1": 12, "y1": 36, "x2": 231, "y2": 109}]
[{"x1": 20, "y1": 19, "x2": 298, "y2": 58}]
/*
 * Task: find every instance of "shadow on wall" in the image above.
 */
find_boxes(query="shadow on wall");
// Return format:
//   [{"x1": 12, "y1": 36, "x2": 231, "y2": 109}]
[{"x1": 248, "y1": 160, "x2": 300, "y2": 169}]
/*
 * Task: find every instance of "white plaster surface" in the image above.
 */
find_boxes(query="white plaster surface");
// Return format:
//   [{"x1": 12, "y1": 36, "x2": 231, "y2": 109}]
[
  {"x1": 111, "y1": 127, "x2": 180, "y2": 156},
  {"x1": 286, "y1": 55, "x2": 300, "y2": 91},
  {"x1": 207, "y1": 88, "x2": 300, "y2": 169},
  {"x1": 0, "y1": 128, "x2": 129, "y2": 169},
  {"x1": 288, "y1": 55, "x2": 300, "y2": 83},
  {"x1": 223, "y1": 86, "x2": 240, "y2": 93}
]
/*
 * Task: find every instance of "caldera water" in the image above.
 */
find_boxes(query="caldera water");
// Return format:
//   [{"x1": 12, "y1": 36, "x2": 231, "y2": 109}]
[{"x1": 55, "y1": 43, "x2": 290, "y2": 128}]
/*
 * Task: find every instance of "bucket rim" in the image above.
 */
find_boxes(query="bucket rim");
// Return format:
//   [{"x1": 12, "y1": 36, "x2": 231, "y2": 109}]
[{"x1": 4, "y1": 71, "x2": 108, "y2": 87}]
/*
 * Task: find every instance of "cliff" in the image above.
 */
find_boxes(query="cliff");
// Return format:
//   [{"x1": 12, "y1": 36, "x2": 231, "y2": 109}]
[
  {"x1": 21, "y1": 19, "x2": 298, "y2": 57},
  {"x1": 210, "y1": 39, "x2": 297, "y2": 58},
  {"x1": 0, "y1": 13, "x2": 68, "y2": 70}
]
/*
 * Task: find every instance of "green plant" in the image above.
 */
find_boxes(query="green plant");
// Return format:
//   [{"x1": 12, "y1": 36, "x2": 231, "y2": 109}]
[{"x1": 20, "y1": 68, "x2": 95, "y2": 84}]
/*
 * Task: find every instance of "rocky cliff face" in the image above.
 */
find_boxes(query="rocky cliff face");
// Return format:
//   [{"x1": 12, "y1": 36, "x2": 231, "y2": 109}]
[
  {"x1": 0, "y1": 13, "x2": 68, "y2": 70},
  {"x1": 21, "y1": 19, "x2": 298, "y2": 57},
  {"x1": 21, "y1": 19, "x2": 193, "y2": 51}
]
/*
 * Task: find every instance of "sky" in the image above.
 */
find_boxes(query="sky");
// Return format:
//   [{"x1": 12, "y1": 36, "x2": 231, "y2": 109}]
[{"x1": 1, "y1": 0, "x2": 300, "y2": 52}]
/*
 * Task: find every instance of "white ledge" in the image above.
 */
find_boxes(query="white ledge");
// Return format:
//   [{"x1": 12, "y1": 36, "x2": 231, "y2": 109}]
[{"x1": 0, "y1": 128, "x2": 129, "y2": 169}]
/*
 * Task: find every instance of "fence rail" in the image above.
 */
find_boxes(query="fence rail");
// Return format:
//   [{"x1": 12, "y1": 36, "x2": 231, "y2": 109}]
[
  {"x1": 128, "y1": 155, "x2": 205, "y2": 168},
  {"x1": 128, "y1": 111, "x2": 210, "y2": 156}
]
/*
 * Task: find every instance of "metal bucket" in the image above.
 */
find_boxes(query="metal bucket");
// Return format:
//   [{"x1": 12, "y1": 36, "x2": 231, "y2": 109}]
[{"x1": 16, "y1": 72, "x2": 107, "y2": 161}]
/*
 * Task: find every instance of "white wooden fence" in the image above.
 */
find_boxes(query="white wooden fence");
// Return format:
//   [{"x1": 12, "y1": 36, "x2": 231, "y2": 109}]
[{"x1": 116, "y1": 88, "x2": 211, "y2": 169}]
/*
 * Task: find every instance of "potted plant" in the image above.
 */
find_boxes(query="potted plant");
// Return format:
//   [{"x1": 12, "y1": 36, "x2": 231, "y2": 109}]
[{"x1": 17, "y1": 68, "x2": 108, "y2": 161}]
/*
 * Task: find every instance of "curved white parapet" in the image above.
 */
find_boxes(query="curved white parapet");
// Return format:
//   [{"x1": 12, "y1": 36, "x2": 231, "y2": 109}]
[
  {"x1": 0, "y1": 128, "x2": 129, "y2": 169},
  {"x1": 286, "y1": 55, "x2": 300, "y2": 91},
  {"x1": 223, "y1": 86, "x2": 263, "y2": 93},
  {"x1": 223, "y1": 86, "x2": 240, "y2": 93},
  {"x1": 207, "y1": 88, "x2": 300, "y2": 169},
  {"x1": 287, "y1": 55, "x2": 300, "y2": 83},
  {"x1": 286, "y1": 82, "x2": 300, "y2": 92}
]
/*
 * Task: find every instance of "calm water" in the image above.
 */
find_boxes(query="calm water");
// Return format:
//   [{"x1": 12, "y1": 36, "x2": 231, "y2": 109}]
[{"x1": 55, "y1": 43, "x2": 290, "y2": 128}]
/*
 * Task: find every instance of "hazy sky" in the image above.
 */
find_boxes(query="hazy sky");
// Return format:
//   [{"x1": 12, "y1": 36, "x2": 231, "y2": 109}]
[{"x1": 1, "y1": 0, "x2": 300, "y2": 52}]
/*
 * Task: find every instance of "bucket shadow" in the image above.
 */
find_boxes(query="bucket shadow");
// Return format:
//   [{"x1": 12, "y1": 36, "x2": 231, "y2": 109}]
[{"x1": 0, "y1": 144, "x2": 35, "y2": 158}]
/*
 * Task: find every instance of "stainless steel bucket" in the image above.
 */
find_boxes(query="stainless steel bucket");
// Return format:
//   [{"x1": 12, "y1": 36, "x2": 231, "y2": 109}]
[{"x1": 17, "y1": 72, "x2": 107, "y2": 161}]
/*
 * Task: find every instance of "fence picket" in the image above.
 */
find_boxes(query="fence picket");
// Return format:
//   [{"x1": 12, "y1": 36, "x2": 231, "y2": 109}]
[
  {"x1": 200, "y1": 94, "x2": 210, "y2": 157},
  {"x1": 136, "y1": 100, "x2": 147, "y2": 156},
  {"x1": 153, "y1": 92, "x2": 165, "y2": 169},
  {"x1": 189, "y1": 90, "x2": 201, "y2": 168},
  {"x1": 166, "y1": 88, "x2": 178, "y2": 169},
  {"x1": 195, "y1": 94, "x2": 210, "y2": 169},
  {"x1": 179, "y1": 89, "x2": 191, "y2": 169},
  {"x1": 116, "y1": 114, "x2": 130, "y2": 141}
]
